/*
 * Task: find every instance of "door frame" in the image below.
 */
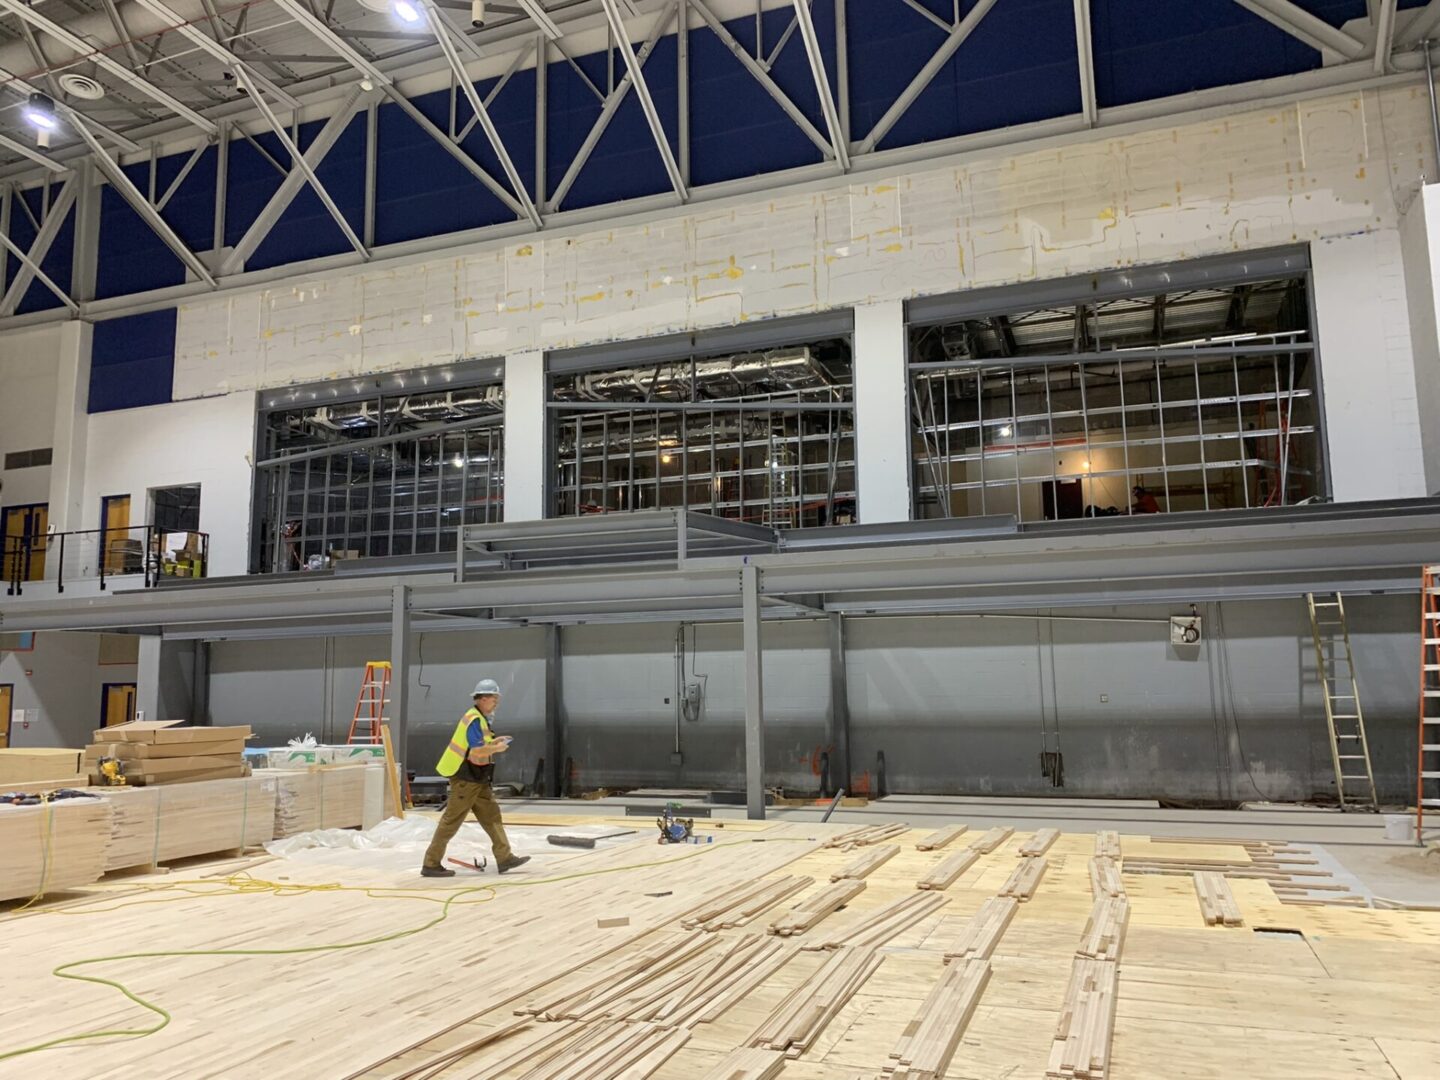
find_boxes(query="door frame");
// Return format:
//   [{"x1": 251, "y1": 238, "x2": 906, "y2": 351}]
[
  {"x1": 99, "y1": 682, "x2": 138, "y2": 728},
  {"x1": 2, "y1": 501, "x2": 49, "y2": 584},
  {"x1": 0, "y1": 684, "x2": 12, "y2": 748}
]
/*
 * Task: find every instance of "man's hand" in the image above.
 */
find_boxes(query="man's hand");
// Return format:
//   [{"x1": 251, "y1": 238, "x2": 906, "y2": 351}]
[{"x1": 467, "y1": 736, "x2": 512, "y2": 765}]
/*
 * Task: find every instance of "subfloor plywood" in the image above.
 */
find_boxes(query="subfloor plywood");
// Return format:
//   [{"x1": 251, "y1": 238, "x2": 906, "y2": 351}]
[{"x1": 0, "y1": 817, "x2": 1436, "y2": 1080}]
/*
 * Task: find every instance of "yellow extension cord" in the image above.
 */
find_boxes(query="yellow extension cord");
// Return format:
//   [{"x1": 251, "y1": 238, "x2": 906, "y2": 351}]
[{"x1": 1, "y1": 815, "x2": 806, "y2": 1064}]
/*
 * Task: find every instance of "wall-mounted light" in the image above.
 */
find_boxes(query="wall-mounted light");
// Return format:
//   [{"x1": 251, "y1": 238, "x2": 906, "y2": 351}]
[{"x1": 998, "y1": 425, "x2": 1013, "y2": 438}]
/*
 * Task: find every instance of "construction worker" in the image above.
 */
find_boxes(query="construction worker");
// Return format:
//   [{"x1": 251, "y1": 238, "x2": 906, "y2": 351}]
[{"x1": 421, "y1": 678, "x2": 532, "y2": 877}]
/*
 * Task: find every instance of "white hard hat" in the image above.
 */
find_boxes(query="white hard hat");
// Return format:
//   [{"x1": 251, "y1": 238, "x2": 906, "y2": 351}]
[{"x1": 472, "y1": 678, "x2": 502, "y2": 697}]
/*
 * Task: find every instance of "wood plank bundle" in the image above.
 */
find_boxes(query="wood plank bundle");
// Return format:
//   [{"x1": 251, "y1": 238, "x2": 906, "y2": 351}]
[
  {"x1": 84, "y1": 722, "x2": 252, "y2": 787},
  {"x1": 512, "y1": 1021, "x2": 689, "y2": 1080},
  {"x1": 1094, "y1": 830, "x2": 1121, "y2": 859},
  {"x1": 823, "y1": 822, "x2": 908, "y2": 851},
  {"x1": 0, "y1": 796, "x2": 111, "y2": 901},
  {"x1": 526, "y1": 935, "x2": 719, "y2": 1022},
  {"x1": 914, "y1": 823, "x2": 968, "y2": 851},
  {"x1": 582, "y1": 936, "x2": 781, "y2": 1028},
  {"x1": 802, "y1": 891, "x2": 948, "y2": 952},
  {"x1": 968, "y1": 826, "x2": 1014, "y2": 853},
  {"x1": 679, "y1": 938, "x2": 796, "y2": 1027},
  {"x1": 768, "y1": 878, "x2": 866, "y2": 936},
  {"x1": 749, "y1": 945, "x2": 882, "y2": 1057},
  {"x1": 681, "y1": 875, "x2": 813, "y2": 931},
  {"x1": 1088, "y1": 857, "x2": 1125, "y2": 900},
  {"x1": 998, "y1": 856, "x2": 1048, "y2": 901},
  {"x1": 1076, "y1": 897, "x2": 1129, "y2": 962},
  {"x1": 886, "y1": 957, "x2": 991, "y2": 1080},
  {"x1": 1019, "y1": 827, "x2": 1060, "y2": 857},
  {"x1": 1193, "y1": 871, "x2": 1244, "y2": 927},
  {"x1": 268, "y1": 765, "x2": 371, "y2": 836},
  {"x1": 832, "y1": 843, "x2": 899, "y2": 882},
  {"x1": 943, "y1": 897, "x2": 1018, "y2": 963},
  {"x1": 1046, "y1": 959, "x2": 1118, "y2": 1080},
  {"x1": 915, "y1": 847, "x2": 980, "y2": 891},
  {"x1": 0, "y1": 748, "x2": 84, "y2": 787},
  {"x1": 699, "y1": 1047, "x2": 787, "y2": 1080},
  {"x1": 101, "y1": 774, "x2": 277, "y2": 871}
]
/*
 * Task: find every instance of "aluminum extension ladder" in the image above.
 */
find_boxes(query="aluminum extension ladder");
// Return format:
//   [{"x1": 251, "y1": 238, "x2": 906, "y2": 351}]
[
  {"x1": 1419, "y1": 566, "x2": 1440, "y2": 841},
  {"x1": 1305, "y1": 593, "x2": 1378, "y2": 811}
]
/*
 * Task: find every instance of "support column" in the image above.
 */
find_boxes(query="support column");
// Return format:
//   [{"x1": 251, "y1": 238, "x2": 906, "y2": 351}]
[
  {"x1": 46, "y1": 320, "x2": 93, "y2": 540},
  {"x1": 544, "y1": 623, "x2": 564, "y2": 796},
  {"x1": 390, "y1": 584, "x2": 411, "y2": 769},
  {"x1": 852, "y1": 300, "x2": 912, "y2": 522},
  {"x1": 136, "y1": 634, "x2": 162, "y2": 721},
  {"x1": 741, "y1": 563, "x2": 766, "y2": 820},
  {"x1": 826, "y1": 613, "x2": 851, "y2": 795},
  {"x1": 71, "y1": 160, "x2": 100, "y2": 303},
  {"x1": 504, "y1": 350, "x2": 548, "y2": 520}
]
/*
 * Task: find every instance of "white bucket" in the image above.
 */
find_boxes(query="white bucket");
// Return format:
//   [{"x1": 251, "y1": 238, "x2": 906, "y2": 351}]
[{"x1": 1384, "y1": 814, "x2": 1416, "y2": 842}]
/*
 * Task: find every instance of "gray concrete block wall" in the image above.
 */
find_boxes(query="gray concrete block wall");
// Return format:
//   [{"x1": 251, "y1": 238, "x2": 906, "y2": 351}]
[{"x1": 202, "y1": 594, "x2": 1422, "y2": 804}]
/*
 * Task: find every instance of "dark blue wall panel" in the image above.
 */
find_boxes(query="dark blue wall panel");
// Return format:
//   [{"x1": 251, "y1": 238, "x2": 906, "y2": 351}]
[
  {"x1": 10, "y1": 182, "x2": 74, "y2": 315},
  {"x1": 224, "y1": 129, "x2": 288, "y2": 252},
  {"x1": 88, "y1": 308, "x2": 177, "y2": 413},
  {"x1": 247, "y1": 113, "x2": 367, "y2": 272}
]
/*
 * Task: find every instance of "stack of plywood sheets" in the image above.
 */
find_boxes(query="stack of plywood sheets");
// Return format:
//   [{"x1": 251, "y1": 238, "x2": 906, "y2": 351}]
[
  {"x1": 100, "y1": 775, "x2": 277, "y2": 871},
  {"x1": 85, "y1": 722, "x2": 251, "y2": 786},
  {"x1": 0, "y1": 796, "x2": 111, "y2": 901},
  {"x1": 267, "y1": 764, "x2": 373, "y2": 837}
]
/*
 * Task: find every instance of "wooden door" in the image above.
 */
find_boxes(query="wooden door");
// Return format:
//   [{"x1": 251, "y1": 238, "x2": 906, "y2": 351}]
[
  {"x1": 0, "y1": 685, "x2": 11, "y2": 748},
  {"x1": 101, "y1": 683, "x2": 137, "y2": 728},
  {"x1": 102, "y1": 495, "x2": 132, "y2": 574},
  {"x1": 2, "y1": 504, "x2": 48, "y2": 583}
]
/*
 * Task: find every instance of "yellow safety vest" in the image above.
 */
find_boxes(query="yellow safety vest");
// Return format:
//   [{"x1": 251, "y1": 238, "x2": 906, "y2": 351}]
[{"x1": 436, "y1": 707, "x2": 497, "y2": 777}]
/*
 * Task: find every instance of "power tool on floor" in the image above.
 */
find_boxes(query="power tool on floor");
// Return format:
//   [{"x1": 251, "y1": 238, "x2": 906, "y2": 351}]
[{"x1": 657, "y1": 802, "x2": 694, "y2": 844}]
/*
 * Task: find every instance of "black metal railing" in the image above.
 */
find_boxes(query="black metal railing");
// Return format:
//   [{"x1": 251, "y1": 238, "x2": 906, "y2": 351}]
[{"x1": 3, "y1": 525, "x2": 209, "y2": 597}]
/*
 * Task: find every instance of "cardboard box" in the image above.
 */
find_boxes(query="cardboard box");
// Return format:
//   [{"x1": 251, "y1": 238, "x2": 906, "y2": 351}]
[
  {"x1": 0, "y1": 748, "x2": 86, "y2": 785},
  {"x1": 91, "y1": 720, "x2": 252, "y2": 745},
  {"x1": 87, "y1": 738, "x2": 247, "y2": 760}
]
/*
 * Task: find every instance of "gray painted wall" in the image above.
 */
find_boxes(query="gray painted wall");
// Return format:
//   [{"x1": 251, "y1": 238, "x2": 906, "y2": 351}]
[
  {"x1": 1, "y1": 631, "x2": 136, "y2": 748},
  {"x1": 199, "y1": 594, "x2": 1421, "y2": 804}
]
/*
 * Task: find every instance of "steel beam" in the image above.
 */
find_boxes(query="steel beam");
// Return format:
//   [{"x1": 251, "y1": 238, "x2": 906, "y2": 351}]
[
  {"x1": 1075, "y1": 0, "x2": 1097, "y2": 126},
  {"x1": 600, "y1": 0, "x2": 688, "y2": 200},
  {"x1": 1404, "y1": 0, "x2": 1440, "y2": 44},
  {"x1": 382, "y1": 87, "x2": 527, "y2": 218},
  {"x1": 516, "y1": 0, "x2": 563, "y2": 38},
  {"x1": 834, "y1": 0, "x2": 850, "y2": 141},
  {"x1": 677, "y1": 0, "x2": 690, "y2": 184},
  {"x1": 129, "y1": 0, "x2": 302, "y2": 109},
  {"x1": 268, "y1": 0, "x2": 393, "y2": 85},
  {"x1": 741, "y1": 562, "x2": 766, "y2": 820},
  {"x1": 0, "y1": 64, "x2": 141, "y2": 154},
  {"x1": 364, "y1": 101, "x2": 378, "y2": 248},
  {"x1": 1374, "y1": 0, "x2": 1398, "y2": 73},
  {"x1": 420, "y1": 0, "x2": 542, "y2": 227},
  {"x1": 551, "y1": 5, "x2": 673, "y2": 211},
  {"x1": 0, "y1": 132, "x2": 67, "y2": 174},
  {"x1": 857, "y1": 0, "x2": 999, "y2": 154},
  {"x1": 544, "y1": 623, "x2": 564, "y2": 796},
  {"x1": 791, "y1": 0, "x2": 849, "y2": 170},
  {"x1": 826, "y1": 612, "x2": 850, "y2": 796},
  {"x1": 72, "y1": 118, "x2": 217, "y2": 287},
  {"x1": 213, "y1": 120, "x2": 228, "y2": 255},
  {"x1": 232, "y1": 67, "x2": 369, "y2": 262},
  {"x1": 0, "y1": 223, "x2": 78, "y2": 314},
  {"x1": 70, "y1": 161, "x2": 100, "y2": 304},
  {"x1": 0, "y1": 0, "x2": 217, "y2": 134},
  {"x1": 391, "y1": 584, "x2": 411, "y2": 774},
  {"x1": 1232, "y1": 0, "x2": 1366, "y2": 59},
  {"x1": 689, "y1": 0, "x2": 833, "y2": 158},
  {"x1": 155, "y1": 140, "x2": 209, "y2": 213},
  {"x1": 220, "y1": 86, "x2": 367, "y2": 276},
  {"x1": 0, "y1": 175, "x2": 77, "y2": 316},
  {"x1": 536, "y1": 34, "x2": 548, "y2": 203}
]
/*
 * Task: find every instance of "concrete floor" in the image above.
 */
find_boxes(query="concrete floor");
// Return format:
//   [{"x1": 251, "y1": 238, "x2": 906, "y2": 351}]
[{"x1": 497, "y1": 792, "x2": 1440, "y2": 906}]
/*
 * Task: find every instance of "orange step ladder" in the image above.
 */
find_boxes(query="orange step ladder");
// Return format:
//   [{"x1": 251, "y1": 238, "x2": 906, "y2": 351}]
[
  {"x1": 347, "y1": 661, "x2": 391, "y2": 745},
  {"x1": 1419, "y1": 565, "x2": 1440, "y2": 843}
]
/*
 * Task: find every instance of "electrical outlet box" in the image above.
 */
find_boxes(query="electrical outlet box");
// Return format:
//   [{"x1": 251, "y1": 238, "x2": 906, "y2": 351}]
[
  {"x1": 670, "y1": 751, "x2": 684, "y2": 766},
  {"x1": 1170, "y1": 615, "x2": 1202, "y2": 645}
]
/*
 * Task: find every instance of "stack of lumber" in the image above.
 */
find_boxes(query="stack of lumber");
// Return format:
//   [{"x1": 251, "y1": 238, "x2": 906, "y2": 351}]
[
  {"x1": 522, "y1": 937, "x2": 709, "y2": 1021},
  {"x1": 1121, "y1": 841, "x2": 1357, "y2": 904},
  {"x1": 943, "y1": 897, "x2": 1018, "y2": 962},
  {"x1": 1089, "y1": 857, "x2": 1125, "y2": 900},
  {"x1": 824, "y1": 822, "x2": 908, "y2": 851},
  {"x1": 100, "y1": 775, "x2": 277, "y2": 872},
  {"x1": 749, "y1": 945, "x2": 881, "y2": 1056},
  {"x1": 1193, "y1": 871, "x2": 1244, "y2": 926},
  {"x1": 969, "y1": 826, "x2": 1014, "y2": 853},
  {"x1": 914, "y1": 823, "x2": 968, "y2": 851},
  {"x1": 1019, "y1": 828, "x2": 1060, "y2": 856},
  {"x1": 0, "y1": 796, "x2": 112, "y2": 901},
  {"x1": 510, "y1": 1021, "x2": 690, "y2": 1080},
  {"x1": 0, "y1": 748, "x2": 86, "y2": 790},
  {"x1": 998, "y1": 856, "x2": 1048, "y2": 901},
  {"x1": 768, "y1": 878, "x2": 866, "y2": 936},
  {"x1": 85, "y1": 722, "x2": 251, "y2": 785},
  {"x1": 1076, "y1": 897, "x2": 1129, "y2": 961},
  {"x1": 885, "y1": 957, "x2": 992, "y2": 1080},
  {"x1": 1094, "y1": 830, "x2": 1121, "y2": 858},
  {"x1": 802, "y1": 892, "x2": 948, "y2": 952},
  {"x1": 700, "y1": 1047, "x2": 787, "y2": 1080},
  {"x1": 681, "y1": 875, "x2": 812, "y2": 931},
  {"x1": 916, "y1": 847, "x2": 980, "y2": 891},
  {"x1": 831, "y1": 844, "x2": 899, "y2": 882},
  {"x1": 1046, "y1": 959, "x2": 1118, "y2": 1079},
  {"x1": 268, "y1": 764, "x2": 371, "y2": 836}
]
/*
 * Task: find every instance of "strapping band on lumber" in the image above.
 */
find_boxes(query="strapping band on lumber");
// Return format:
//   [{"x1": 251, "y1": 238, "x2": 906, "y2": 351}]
[
  {"x1": 1019, "y1": 828, "x2": 1060, "y2": 857},
  {"x1": 916, "y1": 847, "x2": 980, "y2": 891},
  {"x1": 943, "y1": 897, "x2": 1018, "y2": 963},
  {"x1": 832, "y1": 843, "x2": 900, "y2": 882},
  {"x1": 802, "y1": 891, "x2": 949, "y2": 952},
  {"x1": 914, "y1": 823, "x2": 969, "y2": 851},
  {"x1": 998, "y1": 856, "x2": 1048, "y2": 901},
  {"x1": 769, "y1": 878, "x2": 866, "y2": 936}
]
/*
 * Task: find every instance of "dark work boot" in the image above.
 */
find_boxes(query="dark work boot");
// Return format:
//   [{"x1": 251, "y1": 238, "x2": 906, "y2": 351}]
[
  {"x1": 421, "y1": 865, "x2": 456, "y2": 878},
  {"x1": 497, "y1": 855, "x2": 531, "y2": 874}
]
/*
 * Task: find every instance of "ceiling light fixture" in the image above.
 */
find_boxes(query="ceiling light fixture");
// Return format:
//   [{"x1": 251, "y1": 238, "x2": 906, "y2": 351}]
[
  {"x1": 23, "y1": 92, "x2": 57, "y2": 131},
  {"x1": 998, "y1": 425, "x2": 1013, "y2": 438},
  {"x1": 393, "y1": 0, "x2": 421, "y2": 22}
]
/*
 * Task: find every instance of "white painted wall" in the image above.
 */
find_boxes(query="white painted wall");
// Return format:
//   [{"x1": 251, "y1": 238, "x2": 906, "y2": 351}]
[
  {"x1": 1399, "y1": 184, "x2": 1440, "y2": 495},
  {"x1": 503, "y1": 351, "x2": 546, "y2": 521},
  {"x1": 852, "y1": 301, "x2": 910, "y2": 523},
  {"x1": 0, "y1": 323, "x2": 64, "y2": 508},
  {"x1": 80, "y1": 392, "x2": 258, "y2": 577}
]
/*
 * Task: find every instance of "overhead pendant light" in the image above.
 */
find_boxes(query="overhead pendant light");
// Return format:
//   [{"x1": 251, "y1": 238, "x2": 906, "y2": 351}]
[
  {"x1": 22, "y1": 92, "x2": 58, "y2": 131},
  {"x1": 392, "y1": 0, "x2": 421, "y2": 22}
]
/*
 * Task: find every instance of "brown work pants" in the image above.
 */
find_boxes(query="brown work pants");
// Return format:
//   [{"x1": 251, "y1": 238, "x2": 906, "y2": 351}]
[{"x1": 423, "y1": 779, "x2": 514, "y2": 868}]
